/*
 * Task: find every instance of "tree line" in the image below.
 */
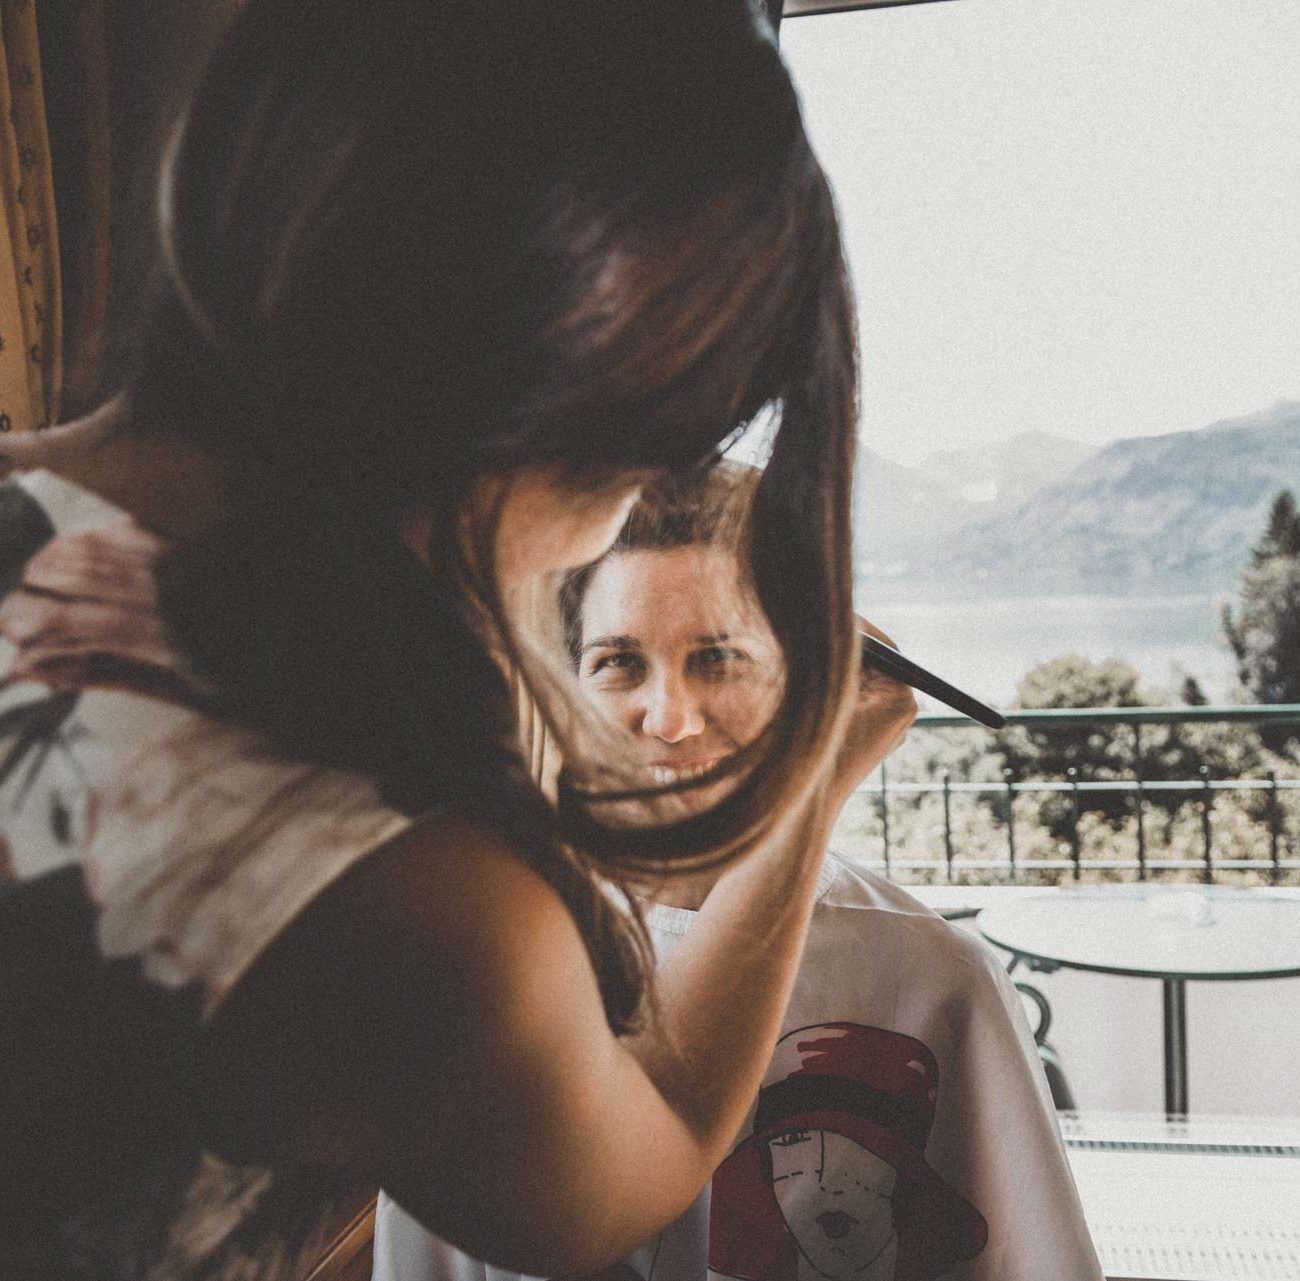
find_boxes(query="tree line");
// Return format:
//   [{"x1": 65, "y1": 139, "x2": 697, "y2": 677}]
[
  {"x1": 850, "y1": 494, "x2": 1300, "y2": 872},
  {"x1": 992, "y1": 490, "x2": 1299, "y2": 840}
]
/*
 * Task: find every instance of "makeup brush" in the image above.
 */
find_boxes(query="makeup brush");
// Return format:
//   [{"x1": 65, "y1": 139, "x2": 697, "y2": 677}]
[{"x1": 860, "y1": 632, "x2": 1005, "y2": 729}]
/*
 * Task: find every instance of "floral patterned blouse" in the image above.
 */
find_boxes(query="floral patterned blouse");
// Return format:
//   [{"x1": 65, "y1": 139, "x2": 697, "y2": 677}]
[{"x1": 0, "y1": 469, "x2": 409, "y2": 1279}]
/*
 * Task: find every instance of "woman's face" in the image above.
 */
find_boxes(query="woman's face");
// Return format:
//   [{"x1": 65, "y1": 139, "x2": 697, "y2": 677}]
[
  {"x1": 577, "y1": 544, "x2": 783, "y2": 809},
  {"x1": 768, "y1": 1129, "x2": 898, "y2": 1280}
]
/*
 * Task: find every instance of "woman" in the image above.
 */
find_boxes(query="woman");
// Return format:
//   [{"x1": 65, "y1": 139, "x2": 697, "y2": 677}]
[
  {"x1": 0, "y1": 2, "x2": 896, "y2": 1278},
  {"x1": 372, "y1": 467, "x2": 1100, "y2": 1281}
]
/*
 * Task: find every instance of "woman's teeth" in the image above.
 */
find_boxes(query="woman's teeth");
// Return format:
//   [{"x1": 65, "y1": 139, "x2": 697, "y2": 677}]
[{"x1": 650, "y1": 761, "x2": 716, "y2": 786}]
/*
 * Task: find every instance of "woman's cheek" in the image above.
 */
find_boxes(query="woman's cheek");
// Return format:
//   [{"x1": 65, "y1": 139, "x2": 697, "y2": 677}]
[{"x1": 713, "y1": 681, "x2": 778, "y2": 747}]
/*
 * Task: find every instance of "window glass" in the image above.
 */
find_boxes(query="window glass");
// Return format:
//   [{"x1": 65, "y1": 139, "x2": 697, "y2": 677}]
[{"x1": 784, "y1": 0, "x2": 1300, "y2": 703}]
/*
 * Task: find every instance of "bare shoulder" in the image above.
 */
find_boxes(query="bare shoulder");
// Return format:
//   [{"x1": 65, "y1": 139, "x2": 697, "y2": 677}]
[
  {"x1": 198, "y1": 810, "x2": 587, "y2": 1165},
  {"x1": 336, "y1": 811, "x2": 573, "y2": 955}
]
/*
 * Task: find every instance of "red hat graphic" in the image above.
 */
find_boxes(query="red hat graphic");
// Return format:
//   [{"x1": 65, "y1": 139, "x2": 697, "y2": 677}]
[{"x1": 709, "y1": 1024, "x2": 987, "y2": 1281}]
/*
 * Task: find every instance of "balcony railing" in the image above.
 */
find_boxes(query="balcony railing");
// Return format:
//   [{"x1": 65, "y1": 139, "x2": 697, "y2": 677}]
[{"x1": 845, "y1": 705, "x2": 1300, "y2": 885}]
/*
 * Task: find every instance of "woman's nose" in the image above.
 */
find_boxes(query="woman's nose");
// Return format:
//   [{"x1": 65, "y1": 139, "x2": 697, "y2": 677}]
[
  {"x1": 639, "y1": 673, "x2": 705, "y2": 743},
  {"x1": 815, "y1": 1134, "x2": 844, "y2": 1192}
]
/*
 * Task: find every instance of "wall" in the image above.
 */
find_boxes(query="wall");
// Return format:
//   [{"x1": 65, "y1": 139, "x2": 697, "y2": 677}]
[{"x1": 900, "y1": 883, "x2": 1300, "y2": 1118}]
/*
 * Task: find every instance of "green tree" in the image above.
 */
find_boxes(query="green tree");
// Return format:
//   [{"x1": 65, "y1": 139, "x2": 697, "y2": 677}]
[
  {"x1": 1250, "y1": 489, "x2": 1300, "y2": 565},
  {"x1": 1223, "y1": 489, "x2": 1300, "y2": 755},
  {"x1": 994, "y1": 655, "x2": 1147, "y2": 838},
  {"x1": 992, "y1": 656, "x2": 1269, "y2": 841}
]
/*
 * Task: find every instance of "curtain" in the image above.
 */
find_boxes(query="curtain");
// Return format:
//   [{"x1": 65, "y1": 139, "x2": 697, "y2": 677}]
[
  {"x1": 0, "y1": 1, "x2": 243, "y2": 434},
  {"x1": 0, "y1": 0, "x2": 65, "y2": 434},
  {"x1": 37, "y1": 0, "x2": 112, "y2": 419}
]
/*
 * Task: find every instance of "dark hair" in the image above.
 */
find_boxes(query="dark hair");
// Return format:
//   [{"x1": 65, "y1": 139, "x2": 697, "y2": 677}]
[{"x1": 122, "y1": 0, "x2": 859, "y2": 1030}]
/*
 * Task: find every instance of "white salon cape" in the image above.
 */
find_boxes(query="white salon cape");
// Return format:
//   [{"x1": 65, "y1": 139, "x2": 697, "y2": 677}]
[{"x1": 372, "y1": 856, "x2": 1102, "y2": 1281}]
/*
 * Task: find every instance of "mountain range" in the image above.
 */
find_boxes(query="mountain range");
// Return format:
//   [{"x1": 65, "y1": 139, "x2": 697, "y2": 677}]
[{"x1": 855, "y1": 399, "x2": 1300, "y2": 599}]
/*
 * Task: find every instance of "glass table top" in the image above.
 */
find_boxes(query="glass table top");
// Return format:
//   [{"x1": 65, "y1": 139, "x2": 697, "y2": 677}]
[{"x1": 976, "y1": 886, "x2": 1300, "y2": 980}]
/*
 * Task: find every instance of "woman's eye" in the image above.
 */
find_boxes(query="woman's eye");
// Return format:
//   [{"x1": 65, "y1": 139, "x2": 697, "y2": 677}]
[
  {"x1": 771, "y1": 1130, "x2": 812, "y2": 1148},
  {"x1": 586, "y1": 652, "x2": 644, "y2": 680},
  {"x1": 692, "y1": 645, "x2": 748, "y2": 675}
]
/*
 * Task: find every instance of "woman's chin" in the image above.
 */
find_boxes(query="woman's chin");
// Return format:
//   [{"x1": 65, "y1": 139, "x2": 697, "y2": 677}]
[{"x1": 669, "y1": 775, "x2": 740, "y2": 819}]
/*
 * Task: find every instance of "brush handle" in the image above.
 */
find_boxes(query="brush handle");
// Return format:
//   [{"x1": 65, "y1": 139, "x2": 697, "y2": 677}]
[{"x1": 860, "y1": 632, "x2": 1005, "y2": 729}]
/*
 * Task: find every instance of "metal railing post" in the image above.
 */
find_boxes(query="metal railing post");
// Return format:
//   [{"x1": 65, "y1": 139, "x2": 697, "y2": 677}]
[
  {"x1": 879, "y1": 759, "x2": 891, "y2": 877},
  {"x1": 1268, "y1": 770, "x2": 1281, "y2": 885},
  {"x1": 942, "y1": 769, "x2": 954, "y2": 883},
  {"x1": 1003, "y1": 767, "x2": 1017, "y2": 882},
  {"x1": 1199, "y1": 764, "x2": 1214, "y2": 884},
  {"x1": 1135, "y1": 778, "x2": 1147, "y2": 881},
  {"x1": 1133, "y1": 721, "x2": 1147, "y2": 881},
  {"x1": 1067, "y1": 766, "x2": 1081, "y2": 880}
]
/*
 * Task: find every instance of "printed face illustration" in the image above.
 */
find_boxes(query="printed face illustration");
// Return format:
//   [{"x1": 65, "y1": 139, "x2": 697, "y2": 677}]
[{"x1": 768, "y1": 1129, "x2": 899, "y2": 1281}]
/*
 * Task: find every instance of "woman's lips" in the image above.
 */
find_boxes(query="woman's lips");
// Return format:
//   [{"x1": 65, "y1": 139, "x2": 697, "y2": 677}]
[
  {"x1": 817, "y1": 1211, "x2": 858, "y2": 1240},
  {"x1": 647, "y1": 758, "x2": 722, "y2": 786}
]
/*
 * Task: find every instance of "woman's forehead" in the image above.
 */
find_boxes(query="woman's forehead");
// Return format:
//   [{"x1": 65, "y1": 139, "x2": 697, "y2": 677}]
[
  {"x1": 770, "y1": 1130, "x2": 898, "y2": 1185},
  {"x1": 580, "y1": 545, "x2": 752, "y2": 640}
]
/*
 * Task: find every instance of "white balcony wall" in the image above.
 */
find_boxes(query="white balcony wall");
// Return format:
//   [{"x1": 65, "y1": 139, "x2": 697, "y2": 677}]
[{"x1": 899, "y1": 884, "x2": 1300, "y2": 1118}]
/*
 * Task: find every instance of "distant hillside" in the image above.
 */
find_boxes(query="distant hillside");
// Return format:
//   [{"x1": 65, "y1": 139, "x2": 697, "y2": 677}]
[
  {"x1": 852, "y1": 447, "x2": 978, "y2": 572},
  {"x1": 854, "y1": 430, "x2": 1097, "y2": 575},
  {"x1": 918, "y1": 431, "x2": 1098, "y2": 507},
  {"x1": 868, "y1": 399, "x2": 1300, "y2": 597}
]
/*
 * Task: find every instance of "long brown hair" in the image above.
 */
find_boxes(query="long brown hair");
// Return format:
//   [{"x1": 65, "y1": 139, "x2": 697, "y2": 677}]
[{"x1": 122, "y1": 0, "x2": 859, "y2": 1029}]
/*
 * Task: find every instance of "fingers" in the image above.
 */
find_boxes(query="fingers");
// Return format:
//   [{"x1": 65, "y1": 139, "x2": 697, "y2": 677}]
[
  {"x1": 0, "y1": 522, "x2": 178, "y2": 690},
  {"x1": 0, "y1": 594, "x2": 177, "y2": 687},
  {"x1": 17, "y1": 525, "x2": 164, "y2": 610},
  {"x1": 853, "y1": 612, "x2": 898, "y2": 653},
  {"x1": 0, "y1": 593, "x2": 172, "y2": 656},
  {"x1": 854, "y1": 680, "x2": 917, "y2": 744},
  {"x1": 851, "y1": 614, "x2": 913, "y2": 708}
]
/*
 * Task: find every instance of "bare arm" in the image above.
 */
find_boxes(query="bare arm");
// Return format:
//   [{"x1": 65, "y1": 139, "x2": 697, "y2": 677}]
[
  {"x1": 201, "y1": 656, "x2": 914, "y2": 1277},
  {"x1": 203, "y1": 806, "x2": 842, "y2": 1274},
  {"x1": 622, "y1": 624, "x2": 915, "y2": 1178}
]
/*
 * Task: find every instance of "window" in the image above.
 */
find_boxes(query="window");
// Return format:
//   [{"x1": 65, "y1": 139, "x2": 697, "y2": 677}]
[{"x1": 784, "y1": 0, "x2": 1300, "y2": 704}]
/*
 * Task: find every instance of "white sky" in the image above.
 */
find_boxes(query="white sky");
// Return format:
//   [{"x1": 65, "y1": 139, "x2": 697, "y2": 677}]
[{"x1": 781, "y1": 0, "x2": 1300, "y2": 466}]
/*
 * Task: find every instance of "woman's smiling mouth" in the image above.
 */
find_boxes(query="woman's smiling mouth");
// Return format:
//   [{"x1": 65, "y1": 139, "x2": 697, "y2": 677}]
[
  {"x1": 816, "y1": 1211, "x2": 858, "y2": 1240},
  {"x1": 647, "y1": 758, "x2": 723, "y2": 786}
]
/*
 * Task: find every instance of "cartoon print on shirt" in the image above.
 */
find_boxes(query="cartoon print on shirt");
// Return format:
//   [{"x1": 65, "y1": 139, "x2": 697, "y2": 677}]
[
  {"x1": 0, "y1": 507, "x2": 219, "y2": 888},
  {"x1": 767, "y1": 1129, "x2": 901, "y2": 1280},
  {"x1": 0, "y1": 678, "x2": 90, "y2": 885},
  {"x1": 707, "y1": 1024, "x2": 988, "y2": 1281}
]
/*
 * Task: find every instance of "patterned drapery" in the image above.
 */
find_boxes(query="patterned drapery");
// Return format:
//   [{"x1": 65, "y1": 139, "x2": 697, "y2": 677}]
[{"x1": 0, "y1": 0, "x2": 65, "y2": 434}]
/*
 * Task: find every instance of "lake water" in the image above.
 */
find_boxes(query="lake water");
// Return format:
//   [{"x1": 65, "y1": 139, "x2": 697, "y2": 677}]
[{"x1": 860, "y1": 591, "x2": 1238, "y2": 709}]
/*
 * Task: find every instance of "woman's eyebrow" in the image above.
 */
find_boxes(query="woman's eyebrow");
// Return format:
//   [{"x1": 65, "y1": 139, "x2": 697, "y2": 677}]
[
  {"x1": 693, "y1": 631, "x2": 736, "y2": 646},
  {"x1": 581, "y1": 634, "x2": 642, "y2": 654}
]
